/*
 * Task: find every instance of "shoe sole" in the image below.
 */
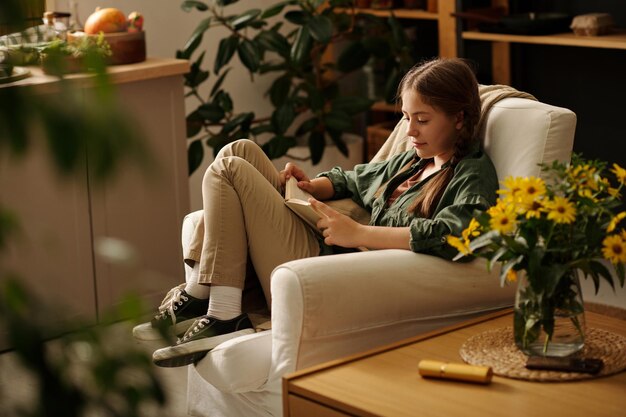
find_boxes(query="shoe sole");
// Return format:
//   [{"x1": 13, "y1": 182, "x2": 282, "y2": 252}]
[
  {"x1": 132, "y1": 318, "x2": 199, "y2": 341},
  {"x1": 152, "y1": 328, "x2": 256, "y2": 367}
]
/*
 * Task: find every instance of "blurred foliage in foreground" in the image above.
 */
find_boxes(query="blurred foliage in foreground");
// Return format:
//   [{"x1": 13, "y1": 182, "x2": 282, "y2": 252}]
[{"x1": 1, "y1": 1, "x2": 167, "y2": 416}]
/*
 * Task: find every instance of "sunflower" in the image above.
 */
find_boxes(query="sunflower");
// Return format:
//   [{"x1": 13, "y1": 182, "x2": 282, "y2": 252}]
[
  {"x1": 520, "y1": 199, "x2": 545, "y2": 219},
  {"x1": 462, "y1": 218, "x2": 481, "y2": 241},
  {"x1": 446, "y1": 235, "x2": 471, "y2": 255},
  {"x1": 607, "y1": 211, "x2": 626, "y2": 233},
  {"x1": 489, "y1": 208, "x2": 518, "y2": 234},
  {"x1": 505, "y1": 268, "x2": 517, "y2": 283},
  {"x1": 611, "y1": 163, "x2": 626, "y2": 185},
  {"x1": 602, "y1": 234, "x2": 626, "y2": 264},
  {"x1": 517, "y1": 176, "x2": 546, "y2": 204},
  {"x1": 498, "y1": 176, "x2": 523, "y2": 200},
  {"x1": 546, "y1": 196, "x2": 576, "y2": 224}
]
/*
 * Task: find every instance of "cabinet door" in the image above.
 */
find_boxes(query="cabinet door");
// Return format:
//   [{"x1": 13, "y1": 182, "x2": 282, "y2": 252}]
[
  {"x1": 89, "y1": 75, "x2": 190, "y2": 316},
  {"x1": 0, "y1": 140, "x2": 96, "y2": 348}
]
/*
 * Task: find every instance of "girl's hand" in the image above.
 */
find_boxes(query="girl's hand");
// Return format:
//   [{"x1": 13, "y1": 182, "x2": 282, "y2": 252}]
[
  {"x1": 310, "y1": 198, "x2": 364, "y2": 248},
  {"x1": 280, "y1": 162, "x2": 310, "y2": 187}
]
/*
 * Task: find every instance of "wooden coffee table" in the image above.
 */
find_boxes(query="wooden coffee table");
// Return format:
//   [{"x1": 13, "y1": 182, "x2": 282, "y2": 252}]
[{"x1": 283, "y1": 309, "x2": 626, "y2": 417}]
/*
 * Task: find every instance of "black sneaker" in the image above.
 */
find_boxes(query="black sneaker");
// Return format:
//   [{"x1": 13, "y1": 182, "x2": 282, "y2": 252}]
[
  {"x1": 152, "y1": 314, "x2": 255, "y2": 367},
  {"x1": 132, "y1": 285, "x2": 209, "y2": 341}
]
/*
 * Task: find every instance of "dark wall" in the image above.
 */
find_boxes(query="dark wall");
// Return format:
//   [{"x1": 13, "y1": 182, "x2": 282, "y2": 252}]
[{"x1": 463, "y1": 0, "x2": 626, "y2": 168}]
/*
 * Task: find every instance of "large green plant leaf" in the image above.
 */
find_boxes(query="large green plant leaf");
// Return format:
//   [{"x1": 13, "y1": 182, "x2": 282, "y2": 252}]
[
  {"x1": 223, "y1": 112, "x2": 255, "y2": 135},
  {"x1": 214, "y1": 36, "x2": 238, "y2": 74},
  {"x1": 186, "y1": 110, "x2": 204, "y2": 138},
  {"x1": 255, "y1": 30, "x2": 291, "y2": 58},
  {"x1": 331, "y1": 96, "x2": 373, "y2": 115},
  {"x1": 216, "y1": 0, "x2": 239, "y2": 5},
  {"x1": 307, "y1": 15, "x2": 333, "y2": 43},
  {"x1": 336, "y1": 41, "x2": 370, "y2": 73},
  {"x1": 198, "y1": 102, "x2": 226, "y2": 123},
  {"x1": 180, "y1": 17, "x2": 212, "y2": 59},
  {"x1": 269, "y1": 75, "x2": 292, "y2": 107},
  {"x1": 285, "y1": 10, "x2": 309, "y2": 25},
  {"x1": 262, "y1": 135, "x2": 296, "y2": 159},
  {"x1": 209, "y1": 68, "x2": 231, "y2": 98},
  {"x1": 181, "y1": 0, "x2": 209, "y2": 12},
  {"x1": 188, "y1": 139, "x2": 204, "y2": 175},
  {"x1": 272, "y1": 104, "x2": 296, "y2": 135},
  {"x1": 261, "y1": 0, "x2": 296, "y2": 19},
  {"x1": 328, "y1": 128, "x2": 348, "y2": 157},
  {"x1": 290, "y1": 26, "x2": 313, "y2": 65},
  {"x1": 237, "y1": 39, "x2": 261, "y2": 72},
  {"x1": 231, "y1": 9, "x2": 262, "y2": 30},
  {"x1": 324, "y1": 110, "x2": 352, "y2": 131},
  {"x1": 309, "y1": 131, "x2": 325, "y2": 165}
]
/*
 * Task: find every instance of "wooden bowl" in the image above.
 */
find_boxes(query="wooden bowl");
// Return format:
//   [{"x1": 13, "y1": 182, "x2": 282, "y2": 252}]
[{"x1": 68, "y1": 31, "x2": 146, "y2": 65}]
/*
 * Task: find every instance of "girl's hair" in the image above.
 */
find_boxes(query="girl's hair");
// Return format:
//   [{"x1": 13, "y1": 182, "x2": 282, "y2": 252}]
[{"x1": 397, "y1": 57, "x2": 481, "y2": 218}]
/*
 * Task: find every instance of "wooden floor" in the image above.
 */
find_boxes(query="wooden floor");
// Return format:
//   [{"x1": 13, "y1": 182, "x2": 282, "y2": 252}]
[{"x1": 0, "y1": 320, "x2": 193, "y2": 417}]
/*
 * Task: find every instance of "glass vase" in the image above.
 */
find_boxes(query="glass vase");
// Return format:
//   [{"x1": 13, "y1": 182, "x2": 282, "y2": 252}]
[{"x1": 513, "y1": 270, "x2": 586, "y2": 357}]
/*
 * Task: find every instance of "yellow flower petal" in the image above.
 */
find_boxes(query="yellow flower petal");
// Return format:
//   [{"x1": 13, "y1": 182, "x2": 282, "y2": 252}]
[{"x1": 546, "y1": 196, "x2": 576, "y2": 224}]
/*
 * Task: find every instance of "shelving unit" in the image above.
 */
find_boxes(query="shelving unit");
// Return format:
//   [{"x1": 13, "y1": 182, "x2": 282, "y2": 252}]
[{"x1": 459, "y1": 1, "x2": 626, "y2": 84}]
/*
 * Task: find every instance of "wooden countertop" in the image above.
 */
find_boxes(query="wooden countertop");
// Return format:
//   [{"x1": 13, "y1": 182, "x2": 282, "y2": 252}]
[{"x1": 0, "y1": 57, "x2": 189, "y2": 93}]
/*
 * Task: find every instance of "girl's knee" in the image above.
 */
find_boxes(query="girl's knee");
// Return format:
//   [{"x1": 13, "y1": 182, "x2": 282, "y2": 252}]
[{"x1": 216, "y1": 138, "x2": 258, "y2": 159}]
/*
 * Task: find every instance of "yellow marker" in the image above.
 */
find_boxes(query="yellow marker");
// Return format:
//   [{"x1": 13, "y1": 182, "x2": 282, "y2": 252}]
[{"x1": 418, "y1": 360, "x2": 493, "y2": 384}]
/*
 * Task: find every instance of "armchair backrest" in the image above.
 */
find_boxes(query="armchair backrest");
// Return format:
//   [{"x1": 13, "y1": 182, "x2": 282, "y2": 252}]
[{"x1": 371, "y1": 94, "x2": 577, "y2": 183}]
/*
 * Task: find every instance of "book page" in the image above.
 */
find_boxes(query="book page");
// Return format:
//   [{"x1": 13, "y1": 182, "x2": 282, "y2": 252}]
[{"x1": 284, "y1": 177, "x2": 322, "y2": 234}]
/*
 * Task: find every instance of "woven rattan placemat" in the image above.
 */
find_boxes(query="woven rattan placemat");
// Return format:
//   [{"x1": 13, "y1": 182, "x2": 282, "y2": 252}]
[{"x1": 459, "y1": 327, "x2": 626, "y2": 381}]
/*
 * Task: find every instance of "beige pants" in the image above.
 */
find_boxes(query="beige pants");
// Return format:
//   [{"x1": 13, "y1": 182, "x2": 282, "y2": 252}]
[{"x1": 184, "y1": 139, "x2": 321, "y2": 306}]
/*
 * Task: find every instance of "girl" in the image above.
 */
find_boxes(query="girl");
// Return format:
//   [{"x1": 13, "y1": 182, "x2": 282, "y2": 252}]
[{"x1": 140, "y1": 57, "x2": 499, "y2": 367}]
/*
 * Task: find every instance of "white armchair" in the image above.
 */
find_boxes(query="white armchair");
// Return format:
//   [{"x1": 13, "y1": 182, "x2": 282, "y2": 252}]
[{"x1": 185, "y1": 96, "x2": 576, "y2": 417}]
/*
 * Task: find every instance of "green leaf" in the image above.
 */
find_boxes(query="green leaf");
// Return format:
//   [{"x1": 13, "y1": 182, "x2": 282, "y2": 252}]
[
  {"x1": 222, "y1": 112, "x2": 255, "y2": 135},
  {"x1": 309, "y1": 131, "x2": 325, "y2": 165},
  {"x1": 262, "y1": 135, "x2": 296, "y2": 159},
  {"x1": 269, "y1": 75, "x2": 292, "y2": 107},
  {"x1": 188, "y1": 139, "x2": 204, "y2": 175},
  {"x1": 214, "y1": 91, "x2": 233, "y2": 113},
  {"x1": 261, "y1": 0, "x2": 295, "y2": 19},
  {"x1": 216, "y1": 0, "x2": 239, "y2": 5},
  {"x1": 214, "y1": 36, "x2": 238, "y2": 75},
  {"x1": 331, "y1": 96, "x2": 373, "y2": 115},
  {"x1": 324, "y1": 111, "x2": 352, "y2": 131},
  {"x1": 296, "y1": 117, "x2": 319, "y2": 136},
  {"x1": 328, "y1": 129, "x2": 348, "y2": 157},
  {"x1": 237, "y1": 39, "x2": 261, "y2": 72},
  {"x1": 197, "y1": 103, "x2": 225, "y2": 123},
  {"x1": 290, "y1": 26, "x2": 313, "y2": 65},
  {"x1": 250, "y1": 123, "x2": 274, "y2": 135},
  {"x1": 180, "y1": 17, "x2": 211, "y2": 59},
  {"x1": 589, "y1": 260, "x2": 615, "y2": 292},
  {"x1": 181, "y1": 1, "x2": 209, "y2": 12},
  {"x1": 307, "y1": 15, "x2": 333, "y2": 43},
  {"x1": 285, "y1": 10, "x2": 308, "y2": 25},
  {"x1": 231, "y1": 9, "x2": 262, "y2": 30},
  {"x1": 210, "y1": 68, "x2": 231, "y2": 98},
  {"x1": 186, "y1": 110, "x2": 204, "y2": 138},
  {"x1": 272, "y1": 104, "x2": 296, "y2": 135},
  {"x1": 255, "y1": 30, "x2": 291, "y2": 58},
  {"x1": 336, "y1": 41, "x2": 370, "y2": 73}
]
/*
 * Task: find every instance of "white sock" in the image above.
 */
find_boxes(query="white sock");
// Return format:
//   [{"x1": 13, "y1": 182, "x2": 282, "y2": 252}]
[
  {"x1": 184, "y1": 261, "x2": 211, "y2": 299},
  {"x1": 207, "y1": 285, "x2": 242, "y2": 320}
]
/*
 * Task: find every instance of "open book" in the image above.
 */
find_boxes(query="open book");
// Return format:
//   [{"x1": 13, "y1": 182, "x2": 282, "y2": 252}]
[{"x1": 284, "y1": 177, "x2": 323, "y2": 234}]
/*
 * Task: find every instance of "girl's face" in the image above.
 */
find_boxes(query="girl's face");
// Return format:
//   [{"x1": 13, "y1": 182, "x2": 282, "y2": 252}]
[{"x1": 401, "y1": 91, "x2": 463, "y2": 167}]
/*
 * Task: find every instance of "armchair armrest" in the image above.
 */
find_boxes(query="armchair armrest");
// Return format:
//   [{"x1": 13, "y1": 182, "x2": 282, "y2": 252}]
[{"x1": 269, "y1": 249, "x2": 515, "y2": 376}]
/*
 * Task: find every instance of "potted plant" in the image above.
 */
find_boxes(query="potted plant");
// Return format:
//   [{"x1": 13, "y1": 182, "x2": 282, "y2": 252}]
[
  {"x1": 447, "y1": 155, "x2": 626, "y2": 357},
  {"x1": 177, "y1": 0, "x2": 413, "y2": 174}
]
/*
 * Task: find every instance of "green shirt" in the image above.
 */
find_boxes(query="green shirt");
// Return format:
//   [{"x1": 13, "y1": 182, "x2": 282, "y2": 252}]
[{"x1": 317, "y1": 147, "x2": 498, "y2": 259}]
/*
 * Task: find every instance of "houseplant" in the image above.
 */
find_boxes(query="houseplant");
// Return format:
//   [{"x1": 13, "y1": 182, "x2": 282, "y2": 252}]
[
  {"x1": 178, "y1": 0, "x2": 413, "y2": 174},
  {"x1": 447, "y1": 155, "x2": 626, "y2": 356}
]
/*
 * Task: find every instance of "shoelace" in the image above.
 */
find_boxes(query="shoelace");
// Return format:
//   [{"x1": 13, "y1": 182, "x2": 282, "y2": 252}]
[
  {"x1": 154, "y1": 287, "x2": 189, "y2": 325},
  {"x1": 178, "y1": 317, "x2": 211, "y2": 344}
]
